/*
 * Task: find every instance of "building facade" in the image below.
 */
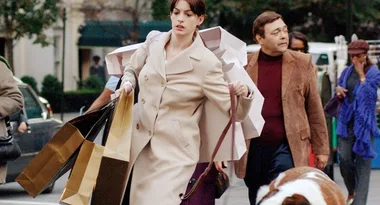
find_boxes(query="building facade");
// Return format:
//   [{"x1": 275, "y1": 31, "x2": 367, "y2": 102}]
[{"x1": 9, "y1": 0, "x2": 156, "y2": 91}]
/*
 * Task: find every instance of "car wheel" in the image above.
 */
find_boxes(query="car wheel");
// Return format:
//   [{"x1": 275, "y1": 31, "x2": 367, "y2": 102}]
[{"x1": 42, "y1": 181, "x2": 55, "y2": 194}]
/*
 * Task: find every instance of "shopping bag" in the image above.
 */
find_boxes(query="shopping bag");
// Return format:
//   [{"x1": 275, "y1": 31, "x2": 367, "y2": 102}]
[
  {"x1": 105, "y1": 43, "x2": 143, "y2": 75},
  {"x1": 60, "y1": 140, "x2": 104, "y2": 205},
  {"x1": 198, "y1": 27, "x2": 264, "y2": 162},
  {"x1": 92, "y1": 90, "x2": 134, "y2": 205},
  {"x1": 199, "y1": 104, "x2": 246, "y2": 162},
  {"x1": 201, "y1": 26, "x2": 265, "y2": 139},
  {"x1": 222, "y1": 62, "x2": 265, "y2": 139},
  {"x1": 16, "y1": 104, "x2": 113, "y2": 197}
]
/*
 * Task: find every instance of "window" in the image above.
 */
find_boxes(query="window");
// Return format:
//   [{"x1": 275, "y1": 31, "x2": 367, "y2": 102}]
[{"x1": 19, "y1": 87, "x2": 43, "y2": 119}]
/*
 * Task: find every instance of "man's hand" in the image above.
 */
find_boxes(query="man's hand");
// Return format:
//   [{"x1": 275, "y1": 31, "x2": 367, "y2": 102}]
[{"x1": 315, "y1": 154, "x2": 329, "y2": 170}]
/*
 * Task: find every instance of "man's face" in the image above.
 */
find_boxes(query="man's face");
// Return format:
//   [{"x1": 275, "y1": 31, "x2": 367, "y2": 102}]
[{"x1": 256, "y1": 19, "x2": 289, "y2": 56}]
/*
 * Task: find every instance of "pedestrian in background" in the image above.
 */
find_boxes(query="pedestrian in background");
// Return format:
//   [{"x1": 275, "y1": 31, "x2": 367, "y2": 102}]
[
  {"x1": 336, "y1": 39, "x2": 380, "y2": 205},
  {"x1": 238, "y1": 11, "x2": 329, "y2": 204},
  {"x1": 89, "y1": 55, "x2": 106, "y2": 84},
  {"x1": 289, "y1": 31, "x2": 334, "y2": 179},
  {"x1": 288, "y1": 31, "x2": 309, "y2": 53},
  {"x1": 0, "y1": 60, "x2": 23, "y2": 183},
  {"x1": 119, "y1": 0, "x2": 253, "y2": 204}
]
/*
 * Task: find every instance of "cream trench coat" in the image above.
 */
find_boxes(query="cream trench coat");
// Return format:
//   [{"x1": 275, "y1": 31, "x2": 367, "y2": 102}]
[{"x1": 121, "y1": 31, "x2": 252, "y2": 205}]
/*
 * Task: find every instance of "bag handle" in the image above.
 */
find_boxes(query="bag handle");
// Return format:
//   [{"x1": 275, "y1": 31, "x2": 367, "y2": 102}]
[{"x1": 180, "y1": 84, "x2": 236, "y2": 200}]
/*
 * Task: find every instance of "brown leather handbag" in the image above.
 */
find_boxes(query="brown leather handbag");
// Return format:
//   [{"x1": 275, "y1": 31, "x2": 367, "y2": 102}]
[
  {"x1": 180, "y1": 84, "x2": 236, "y2": 201},
  {"x1": 215, "y1": 172, "x2": 230, "y2": 199}
]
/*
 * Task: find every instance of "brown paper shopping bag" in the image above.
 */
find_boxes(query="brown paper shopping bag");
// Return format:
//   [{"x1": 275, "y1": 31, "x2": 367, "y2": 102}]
[
  {"x1": 16, "y1": 105, "x2": 113, "y2": 197},
  {"x1": 92, "y1": 90, "x2": 134, "y2": 205},
  {"x1": 60, "y1": 140, "x2": 104, "y2": 205}
]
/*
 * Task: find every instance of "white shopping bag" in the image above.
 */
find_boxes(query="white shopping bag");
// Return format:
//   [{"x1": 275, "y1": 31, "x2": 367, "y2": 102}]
[
  {"x1": 199, "y1": 103, "x2": 246, "y2": 162},
  {"x1": 199, "y1": 27, "x2": 265, "y2": 162},
  {"x1": 105, "y1": 43, "x2": 143, "y2": 75},
  {"x1": 222, "y1": 63, "x2": 265, "y2": 139},
  {"x1": 200, "y1": 26, "x2": 247, "y2": 66},
  {"x1": 201, "y1": 27, "x2": 265, "y2": 139}
]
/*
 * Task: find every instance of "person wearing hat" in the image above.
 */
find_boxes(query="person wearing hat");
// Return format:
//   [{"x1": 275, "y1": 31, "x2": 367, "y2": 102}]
[{"x1": 335, "y1": 39, "x2": 380, "y2": 205}]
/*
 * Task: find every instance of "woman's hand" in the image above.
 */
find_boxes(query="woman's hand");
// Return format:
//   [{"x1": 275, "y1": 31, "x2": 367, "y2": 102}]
[
  {"x1": 214, "y1": 161, "x2": 228, "y2": 175},
  {"x1": 114, "y1": 82, "x2": 133, "y2": 98},
  {"x1": 352, "y1": 58, "x2": 366, "y2": 77},
  {"x1": 335, "y1": 86, "x2": 348, "y2": 98},
  {"x1": 230, "y1": 81, "x2": 249, "y2": 97}
]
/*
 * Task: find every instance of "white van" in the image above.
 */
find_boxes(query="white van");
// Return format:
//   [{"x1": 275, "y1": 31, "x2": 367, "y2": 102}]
[{"x1": 246, "y1": 42, "x2": 348, "y2": 85}]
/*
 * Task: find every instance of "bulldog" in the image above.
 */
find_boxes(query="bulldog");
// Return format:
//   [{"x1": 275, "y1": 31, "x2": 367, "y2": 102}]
[{"x1": 256, "y1": 166, "x2": 345, "y2": 205}]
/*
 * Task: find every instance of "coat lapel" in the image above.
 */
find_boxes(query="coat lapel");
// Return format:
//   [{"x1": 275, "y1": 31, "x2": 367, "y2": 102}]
[
  {"x1": 246, "y1": 52, "x2": 259, "y2": 84},
  {"x1": 281, "y1": 51, "x2": 295, "y2": 98},
  {"x1": 165, "y1": 32, "x2": 204, "y2": 75},
  {"x1": 150, "y1": 32, "x2": 170, "y2": 79}
]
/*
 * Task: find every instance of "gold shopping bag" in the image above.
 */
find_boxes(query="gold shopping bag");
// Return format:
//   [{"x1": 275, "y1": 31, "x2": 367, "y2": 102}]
[
  {"x1": 60, "y1": 140, "x2": 104, "y2": 205},
  {"x1": 16, "y1": 105, "x2": 113, "y2": 197},
  {"x1": 92, "y1": 89, "x2": 134, "y2": 205}
]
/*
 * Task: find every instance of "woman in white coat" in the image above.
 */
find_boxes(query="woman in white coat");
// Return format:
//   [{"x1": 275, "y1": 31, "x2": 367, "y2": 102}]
[{"x1": 120, "y1": 0, "x2": 253, "y2": 204}]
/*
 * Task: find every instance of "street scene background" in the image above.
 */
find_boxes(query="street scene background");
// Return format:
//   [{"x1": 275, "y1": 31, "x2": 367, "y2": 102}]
[{"x1": 0, "y1": 0, "x2": 379, "y2": 204}]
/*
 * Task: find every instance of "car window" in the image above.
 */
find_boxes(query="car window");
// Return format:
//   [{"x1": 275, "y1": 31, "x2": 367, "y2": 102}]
[{"x1": 19, "y1": 87, "x2": 43, "y2": 119}]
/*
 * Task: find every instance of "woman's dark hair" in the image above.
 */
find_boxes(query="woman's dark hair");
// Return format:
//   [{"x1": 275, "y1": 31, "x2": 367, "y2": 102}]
[
  {"x1": 170, "y1": 0, "x2": 206, "y2": 16},
  {"x1": 289, "y1": 31, "x2": 309, "y2": 53},
  {"x1": 365, "y1": 56, "x2": 375, "y2": 70}
]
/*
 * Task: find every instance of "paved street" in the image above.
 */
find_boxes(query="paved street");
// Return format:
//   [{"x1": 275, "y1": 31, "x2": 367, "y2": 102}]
[
  {"x1": 0, "y1": 113, "x2": 379, "y2": 204},
  {"x1": 1, "y1": 166, "x2": 380, "y2": 204}
]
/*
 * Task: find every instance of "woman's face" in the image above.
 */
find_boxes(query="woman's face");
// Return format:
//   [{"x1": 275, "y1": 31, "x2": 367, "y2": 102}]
[
  {"x1": 350, "y1": 53, "x2": 367, "y2": 64},
  {"x1": 289, "y1": 38, "x2": 305, "y2": 53},
  {"x1": 170, "y1": 0, "x2": 204, "y2": 37}
]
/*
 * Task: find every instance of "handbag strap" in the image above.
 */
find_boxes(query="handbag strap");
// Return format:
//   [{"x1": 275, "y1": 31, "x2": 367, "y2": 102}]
[{"x1": 180, "y1": 84, "x2": 236, "y2": 200}]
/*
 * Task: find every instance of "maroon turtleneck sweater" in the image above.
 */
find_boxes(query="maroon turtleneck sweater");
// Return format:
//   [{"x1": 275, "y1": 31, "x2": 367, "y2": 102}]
[{"x1": 252, "y1": 51, "x2": 287, "y2": 147}]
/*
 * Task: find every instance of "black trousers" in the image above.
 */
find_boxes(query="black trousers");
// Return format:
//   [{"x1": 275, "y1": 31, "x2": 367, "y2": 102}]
[{"x1": 244, "y1": 141, "x2": 294, "y2": 205}]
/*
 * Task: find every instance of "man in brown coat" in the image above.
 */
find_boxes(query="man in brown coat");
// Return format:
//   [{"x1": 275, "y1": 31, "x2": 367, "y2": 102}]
[
  {"x1": 240, "y1": 11, "x2": 330, "y2": 204},
  {"x1": 0, "y1": 60, "x2": 23, "y2": 183}
]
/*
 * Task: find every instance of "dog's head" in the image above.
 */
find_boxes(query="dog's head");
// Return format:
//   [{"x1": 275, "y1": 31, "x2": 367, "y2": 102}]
[{"x1": 256, "y1": 179, "x2": 325, "y2": 205}]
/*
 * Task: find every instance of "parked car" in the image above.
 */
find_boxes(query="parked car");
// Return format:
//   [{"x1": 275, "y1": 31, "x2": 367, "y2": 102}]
[{"x1": 3, "y1": 78, "x2": 62, "y2": 193}]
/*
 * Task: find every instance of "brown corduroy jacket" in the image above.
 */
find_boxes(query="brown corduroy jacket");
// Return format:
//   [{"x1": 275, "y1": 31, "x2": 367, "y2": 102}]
[{"x1": 235, "y1": 50, "x2": 330, "y2": 178}]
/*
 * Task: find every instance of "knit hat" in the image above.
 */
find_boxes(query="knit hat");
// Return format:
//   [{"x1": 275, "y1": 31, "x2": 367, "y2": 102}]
[{"x1": 347, "y1": 40, "x2": 369, "y2": 55}]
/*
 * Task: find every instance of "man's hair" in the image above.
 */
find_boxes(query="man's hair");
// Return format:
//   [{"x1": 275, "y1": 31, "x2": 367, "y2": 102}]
[
  {"x1": 252, "y1": 11, "x2": 282, "y2": 42},
  {"x1": 289, "y1": 31, "x2": 309, "y2": 53}
]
